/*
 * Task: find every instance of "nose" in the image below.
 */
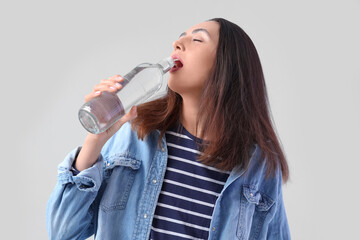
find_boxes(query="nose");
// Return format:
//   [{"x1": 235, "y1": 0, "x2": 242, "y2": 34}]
[{"x1": 173, "y1": 38, "x2": 185, "y2": 51}]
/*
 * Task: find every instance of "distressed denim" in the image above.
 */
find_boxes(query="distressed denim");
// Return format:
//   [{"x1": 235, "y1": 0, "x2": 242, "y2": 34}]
[{"x1": 46, "y1": 122, "x2": 291, "y2": 239}]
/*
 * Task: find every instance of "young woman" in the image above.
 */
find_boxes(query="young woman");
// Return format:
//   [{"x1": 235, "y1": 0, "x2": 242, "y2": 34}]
[{"x1": 47, "y1": 18, "x2": 291, "y2": 240}]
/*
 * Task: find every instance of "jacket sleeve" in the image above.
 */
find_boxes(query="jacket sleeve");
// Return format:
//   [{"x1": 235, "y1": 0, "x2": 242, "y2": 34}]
[
  {"x1": 266, "y1": 189, "x2": 291, "y2": 240},
  {"x1": 46, "y1": 147, "x2": 104, "y2": 240}
]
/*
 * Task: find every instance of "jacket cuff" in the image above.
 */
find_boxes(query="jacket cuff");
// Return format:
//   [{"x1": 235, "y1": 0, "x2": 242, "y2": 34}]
[{"x1": 57, "y1": 147, "x2": 104, "y2": 192}]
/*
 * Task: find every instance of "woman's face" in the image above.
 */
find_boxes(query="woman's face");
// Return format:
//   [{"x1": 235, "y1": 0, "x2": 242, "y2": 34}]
[{"x1": 168, "y1": 21, "x2": 219, "y2": 99}]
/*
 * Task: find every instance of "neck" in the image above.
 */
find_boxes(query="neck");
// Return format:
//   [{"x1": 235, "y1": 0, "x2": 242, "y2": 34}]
[{"x1": 180, "y1": 94, "x2": 202, "y2": 138}]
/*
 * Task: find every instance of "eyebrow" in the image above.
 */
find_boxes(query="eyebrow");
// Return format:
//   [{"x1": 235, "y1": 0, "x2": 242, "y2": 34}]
[{"x1": 179, "y1": 28, "x2": 211, "y2": 39}]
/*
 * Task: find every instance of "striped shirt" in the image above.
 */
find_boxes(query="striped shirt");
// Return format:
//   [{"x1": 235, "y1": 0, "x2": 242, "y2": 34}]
[{"x1": 150, "y1": 125, "x2": 230, "y2": 240}]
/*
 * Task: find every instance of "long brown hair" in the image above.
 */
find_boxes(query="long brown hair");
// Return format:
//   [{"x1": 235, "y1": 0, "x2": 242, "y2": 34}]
[{"x1": 132, "y1": 18, "x2": 289, "y2": 182}]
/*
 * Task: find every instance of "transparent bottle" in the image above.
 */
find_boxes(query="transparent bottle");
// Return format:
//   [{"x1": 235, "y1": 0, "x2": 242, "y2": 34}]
[{"x1": 78, "y1": 57, "x2": 175, "y2": 134}]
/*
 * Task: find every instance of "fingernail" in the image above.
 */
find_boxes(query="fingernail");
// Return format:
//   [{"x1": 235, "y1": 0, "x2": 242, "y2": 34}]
[
  {"x1": 116, "y1": 76, "x2": 124, "y2": 81},
  {"x1": 115, "y1": 82, "x2": 122, "y2": 88},
  {"x1": 109, "y1": 86, "x2": 116, "y2": 90},
  {"x1": 94, "y1": 91, "x2": 101, "y2": 95}
]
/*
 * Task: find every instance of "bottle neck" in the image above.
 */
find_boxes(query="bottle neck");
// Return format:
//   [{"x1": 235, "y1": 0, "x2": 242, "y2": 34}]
[{"x1": 157, "y1": 57, "x2": 175, "y2": 73}]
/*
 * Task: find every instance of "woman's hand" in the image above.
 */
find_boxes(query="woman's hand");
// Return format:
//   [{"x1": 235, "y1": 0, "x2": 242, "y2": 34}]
[
  {"x1": 75, "y1": 75, "x2": 138, "y2": 171},
  {"x1": 85, "y1": 74, "x2": 137, "y2": 142}
]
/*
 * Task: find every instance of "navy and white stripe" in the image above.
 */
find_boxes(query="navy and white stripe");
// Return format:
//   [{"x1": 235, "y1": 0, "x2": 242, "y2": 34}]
[{"x1": 150, "y1": 125, "x2": 230, "y2": 240}]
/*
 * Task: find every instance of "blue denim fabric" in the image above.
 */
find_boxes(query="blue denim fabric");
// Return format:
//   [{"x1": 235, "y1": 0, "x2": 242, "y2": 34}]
[{"x1": 46, "y1": 122, "x2": 291, "y2": 239}]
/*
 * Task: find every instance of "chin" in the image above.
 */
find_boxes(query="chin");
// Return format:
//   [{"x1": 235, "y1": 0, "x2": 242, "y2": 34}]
[
  {"x1": 168, "y1": 74, "x2": 204, "y2": 96},
  {"x1": 167, "y1": 81, "x2": 185, "y2": 97}
]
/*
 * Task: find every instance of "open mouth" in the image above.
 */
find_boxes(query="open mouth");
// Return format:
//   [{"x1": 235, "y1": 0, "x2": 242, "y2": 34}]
[{"x1": 170, "y1": 58, "x2": 183, "y2": 72}]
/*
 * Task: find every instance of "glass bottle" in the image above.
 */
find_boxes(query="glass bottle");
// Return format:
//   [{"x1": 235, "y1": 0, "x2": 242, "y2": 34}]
[{"x1": 78, "y1": 57, "x2": 175, "y2": 134}]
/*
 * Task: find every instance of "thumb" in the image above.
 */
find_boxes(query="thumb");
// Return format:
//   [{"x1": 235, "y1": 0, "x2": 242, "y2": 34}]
[
  {"x1": 101, "y1": 106, "x2": 138, "y2": 138},
  {"x1": 124, "y1": 106, "x2": 138, "y2": 122},
  {"x1": 112, "y1": 106, "x2": 138, "y2": 129}
]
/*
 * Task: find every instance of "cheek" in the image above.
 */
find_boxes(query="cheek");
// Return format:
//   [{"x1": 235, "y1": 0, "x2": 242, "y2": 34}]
[
  {"x1": 191, "y1": 53, "x2": 216, "y2": 81},
  {"x1": 192, "y1": 61, "x2": 212, "y2": 80}
]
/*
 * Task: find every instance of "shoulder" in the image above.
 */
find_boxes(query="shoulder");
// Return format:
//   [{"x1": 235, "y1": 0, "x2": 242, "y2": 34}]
[{"x1": 101, "y1": 122, "x2": 162, "y2": 160}]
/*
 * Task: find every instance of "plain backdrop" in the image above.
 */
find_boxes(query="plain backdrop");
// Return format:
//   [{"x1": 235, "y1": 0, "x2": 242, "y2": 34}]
[{"x1": 0, "y1": 0, "x2": 359, "y2": 239}]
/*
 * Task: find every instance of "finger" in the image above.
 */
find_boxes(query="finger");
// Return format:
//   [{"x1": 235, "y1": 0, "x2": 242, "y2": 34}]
[
  {"x1": 100, "y1": 79, "x2": 118, "y2": 85},
  {"x1": 98, "y1": 80, "x2": 123, "y2": 91},
  {"x1": 102, "y1": 76, "x2": 124, "y2": 85},
  {"x1": 109, "y1": 75, "x2": 124, "y2": 83},
  {"x1": 84, "y1": 75, "x2": 124, "y2": 103},
  {"x1": 84, "y1": 90, "x2": 101, "y2": 102},
  {"x1": 93, "y1": 83, "x2": 122, "y2": 93}
]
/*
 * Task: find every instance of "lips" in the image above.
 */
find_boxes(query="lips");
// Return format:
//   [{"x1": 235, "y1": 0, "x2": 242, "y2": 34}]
[{"x1": 170, "y1": 54, "x2": 183, "y2": 73}]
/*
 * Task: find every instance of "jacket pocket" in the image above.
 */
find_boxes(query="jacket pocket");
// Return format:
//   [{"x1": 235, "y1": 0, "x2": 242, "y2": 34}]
[
  {"x1": 237, "y1": 185, "x2": 275, "y2": 240},
  {"x1": 100, "y1": 157, "x2": 140, "y2": 212}
]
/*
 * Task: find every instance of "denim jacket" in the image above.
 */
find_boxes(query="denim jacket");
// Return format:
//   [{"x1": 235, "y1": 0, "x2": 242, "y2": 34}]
[{"x1": 46, "y1": 122, "x2": 291, "y2": 239}]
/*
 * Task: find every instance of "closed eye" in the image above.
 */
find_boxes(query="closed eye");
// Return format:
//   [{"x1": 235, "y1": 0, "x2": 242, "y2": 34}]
[{"x1": 193, "y1": 39, "x2": 202, "y2": 42}]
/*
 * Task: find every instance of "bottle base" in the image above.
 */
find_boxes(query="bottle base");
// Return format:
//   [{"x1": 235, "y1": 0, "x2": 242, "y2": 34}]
[
  {"x1": 79, "y1": 109, "x2": 100, "y2": 134},
  {"x1": 78, "y1": 91, "x2": 125, "y2": 134}
]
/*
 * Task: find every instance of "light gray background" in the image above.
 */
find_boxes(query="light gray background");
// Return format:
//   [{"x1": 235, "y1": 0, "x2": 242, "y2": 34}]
[{"x1": 1, "y1": 0, "x2": 359, "y2": 239}]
